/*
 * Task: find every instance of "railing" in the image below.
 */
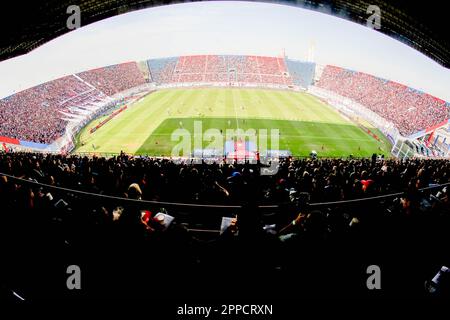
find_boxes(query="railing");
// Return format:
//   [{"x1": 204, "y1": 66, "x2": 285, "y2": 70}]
[
  {"x1": 68, "y1": 151, "x2": 383, "y2": 161},
  {"x1": 1, "y1": 169, "x2": 449, "y2": 235}
]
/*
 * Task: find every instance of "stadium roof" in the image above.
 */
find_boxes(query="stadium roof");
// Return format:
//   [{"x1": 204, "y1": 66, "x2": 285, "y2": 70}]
[{"x1": 0, "y1": 0, "x2": 449, "y2": 68}]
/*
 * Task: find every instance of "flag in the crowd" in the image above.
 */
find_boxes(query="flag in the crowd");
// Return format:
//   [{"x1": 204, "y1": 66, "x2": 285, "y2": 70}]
[{"x1": 2, "y1": 142, "x2": 9, "y2": 153}]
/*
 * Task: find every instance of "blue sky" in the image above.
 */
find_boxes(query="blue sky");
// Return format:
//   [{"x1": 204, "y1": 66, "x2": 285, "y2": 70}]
[{"x1": 0, "y1": 1, "x2": 449, "y2": 101}]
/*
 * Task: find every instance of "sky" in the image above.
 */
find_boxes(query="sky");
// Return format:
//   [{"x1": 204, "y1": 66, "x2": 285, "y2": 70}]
[{"x1": 0, "y1": 1, "x2": 449, "y2": 101}]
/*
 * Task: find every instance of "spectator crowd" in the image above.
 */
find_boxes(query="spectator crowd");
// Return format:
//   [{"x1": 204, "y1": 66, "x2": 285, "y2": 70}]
[
  {"x1": 77, "y1": 62, "x2": 147, "y2": 96},
  {"x1": 317, "y1": 65, "x2": 449, "y2": 136},
  {"x1": 0, "y1": 62, "x2": 146, "y2": 145},
  {"x1": 1, "y1": 151, "x2": 449, "y2": 300},
  {"x1": 147, "y1": 55, "x2": 298, "y2": 85},
  {"x1": 0, "y1": 76, "x2": 93, "y2": 144}
]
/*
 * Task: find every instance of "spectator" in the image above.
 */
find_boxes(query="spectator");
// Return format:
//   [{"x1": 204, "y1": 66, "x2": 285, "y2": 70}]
[{"x1": 317, "y1": 65, "x2": 449, "y2": 136}]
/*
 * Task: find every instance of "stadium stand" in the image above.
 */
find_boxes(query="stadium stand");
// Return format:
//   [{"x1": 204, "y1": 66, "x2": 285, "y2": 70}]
[
  {"x1": 205, "y1": 55, "x2": 227, "y2": 73},
  {"x1": 316, "y1": 65, "x2": 449, "y2": 136},
  {"x1": 257, "y1": 56, "x2": 283, "y2": 75},
  {"x1": 76, "y1": 62, "x2": 147, "y2": 96},
  {"x1": 241, "y1": 55, "x2": 259, "y2": 74},
  {"x1": 0, "y1": 62, "x2": 147, "y2": 145},
  {"x1": 1, "y1": 152, "x2": 449, "y2": 299},
  {"x1": 147, "y1": 55, "x2": 312, "y2": 87},
  {"x1": 177, "y1": 55, "x2": 207, "y2": 74},
  {"x1": 0, "y1": 75, "x2": 99, "y2": 144}
]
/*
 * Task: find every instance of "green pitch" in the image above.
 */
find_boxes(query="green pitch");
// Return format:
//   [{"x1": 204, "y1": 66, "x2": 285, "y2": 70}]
[{"x1": 74, "y1": 88, "x2": 391, "y2": 157}]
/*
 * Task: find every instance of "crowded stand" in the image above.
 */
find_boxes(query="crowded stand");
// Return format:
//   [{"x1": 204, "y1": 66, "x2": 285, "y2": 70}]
[
  {"x1": 178, "y1": 73, "x2": 204, "y2": 83},
  {"x1": 176, "y1": 55, "x2": 207, "y2": 74},
  {"x1": 0, "y1": 76, "x2": 97, "y2": 144},
  {"x1": 227, "y1": 55, "x2": 246, "y2": 72},
  {"x1": 147, "y1": 55, "x2": 310, "y2": 86},
  {"x1": 238, "y1": 72, "x2": 261, "y2": 83},
  {"x1": 0, "y1": 62, "x2": 147, "y2": 146},
  {"x1": 204, "y1": 72, "x2": 229, "y2": 82},
  {"x1": 205, "y1": 55, "x2": 228, "y2": 73},
  {"x1": 240, "y1": 55, "x2": 259, "y2": 74},
  {"x1": 1, "y1": 151, "x2": 449, "y2": 299},
  {"x1": 316, "y1": 65, "x2": 449, "y2": 136},
  {"x1": 59, "y1": 89, "x2": 110, "y2": 121},
  {"x1": 76, "y1": 62, "x2": 147, "y2": 96},
  {"x1": 257, "y1": 56, "x2": 285, "y2": 75}
]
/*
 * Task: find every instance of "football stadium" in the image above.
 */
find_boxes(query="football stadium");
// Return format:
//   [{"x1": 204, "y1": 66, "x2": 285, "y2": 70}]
[
  {"x1": 3, "y1": 54, "x2": 447, "y2": 159},
  {"x1": 1, "y1": 0, "x2": 450, "y2": 304}
]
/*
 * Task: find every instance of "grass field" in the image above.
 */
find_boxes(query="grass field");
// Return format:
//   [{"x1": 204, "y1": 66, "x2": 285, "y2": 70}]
[{"x1": 74, "y1": 88, "x2": 391, "y2": 157}]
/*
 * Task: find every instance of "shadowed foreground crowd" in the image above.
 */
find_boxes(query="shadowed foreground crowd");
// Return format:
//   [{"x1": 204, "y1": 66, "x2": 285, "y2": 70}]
[{"x1": 0, "y1": 151, "x2": 449, "y2": 300}]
